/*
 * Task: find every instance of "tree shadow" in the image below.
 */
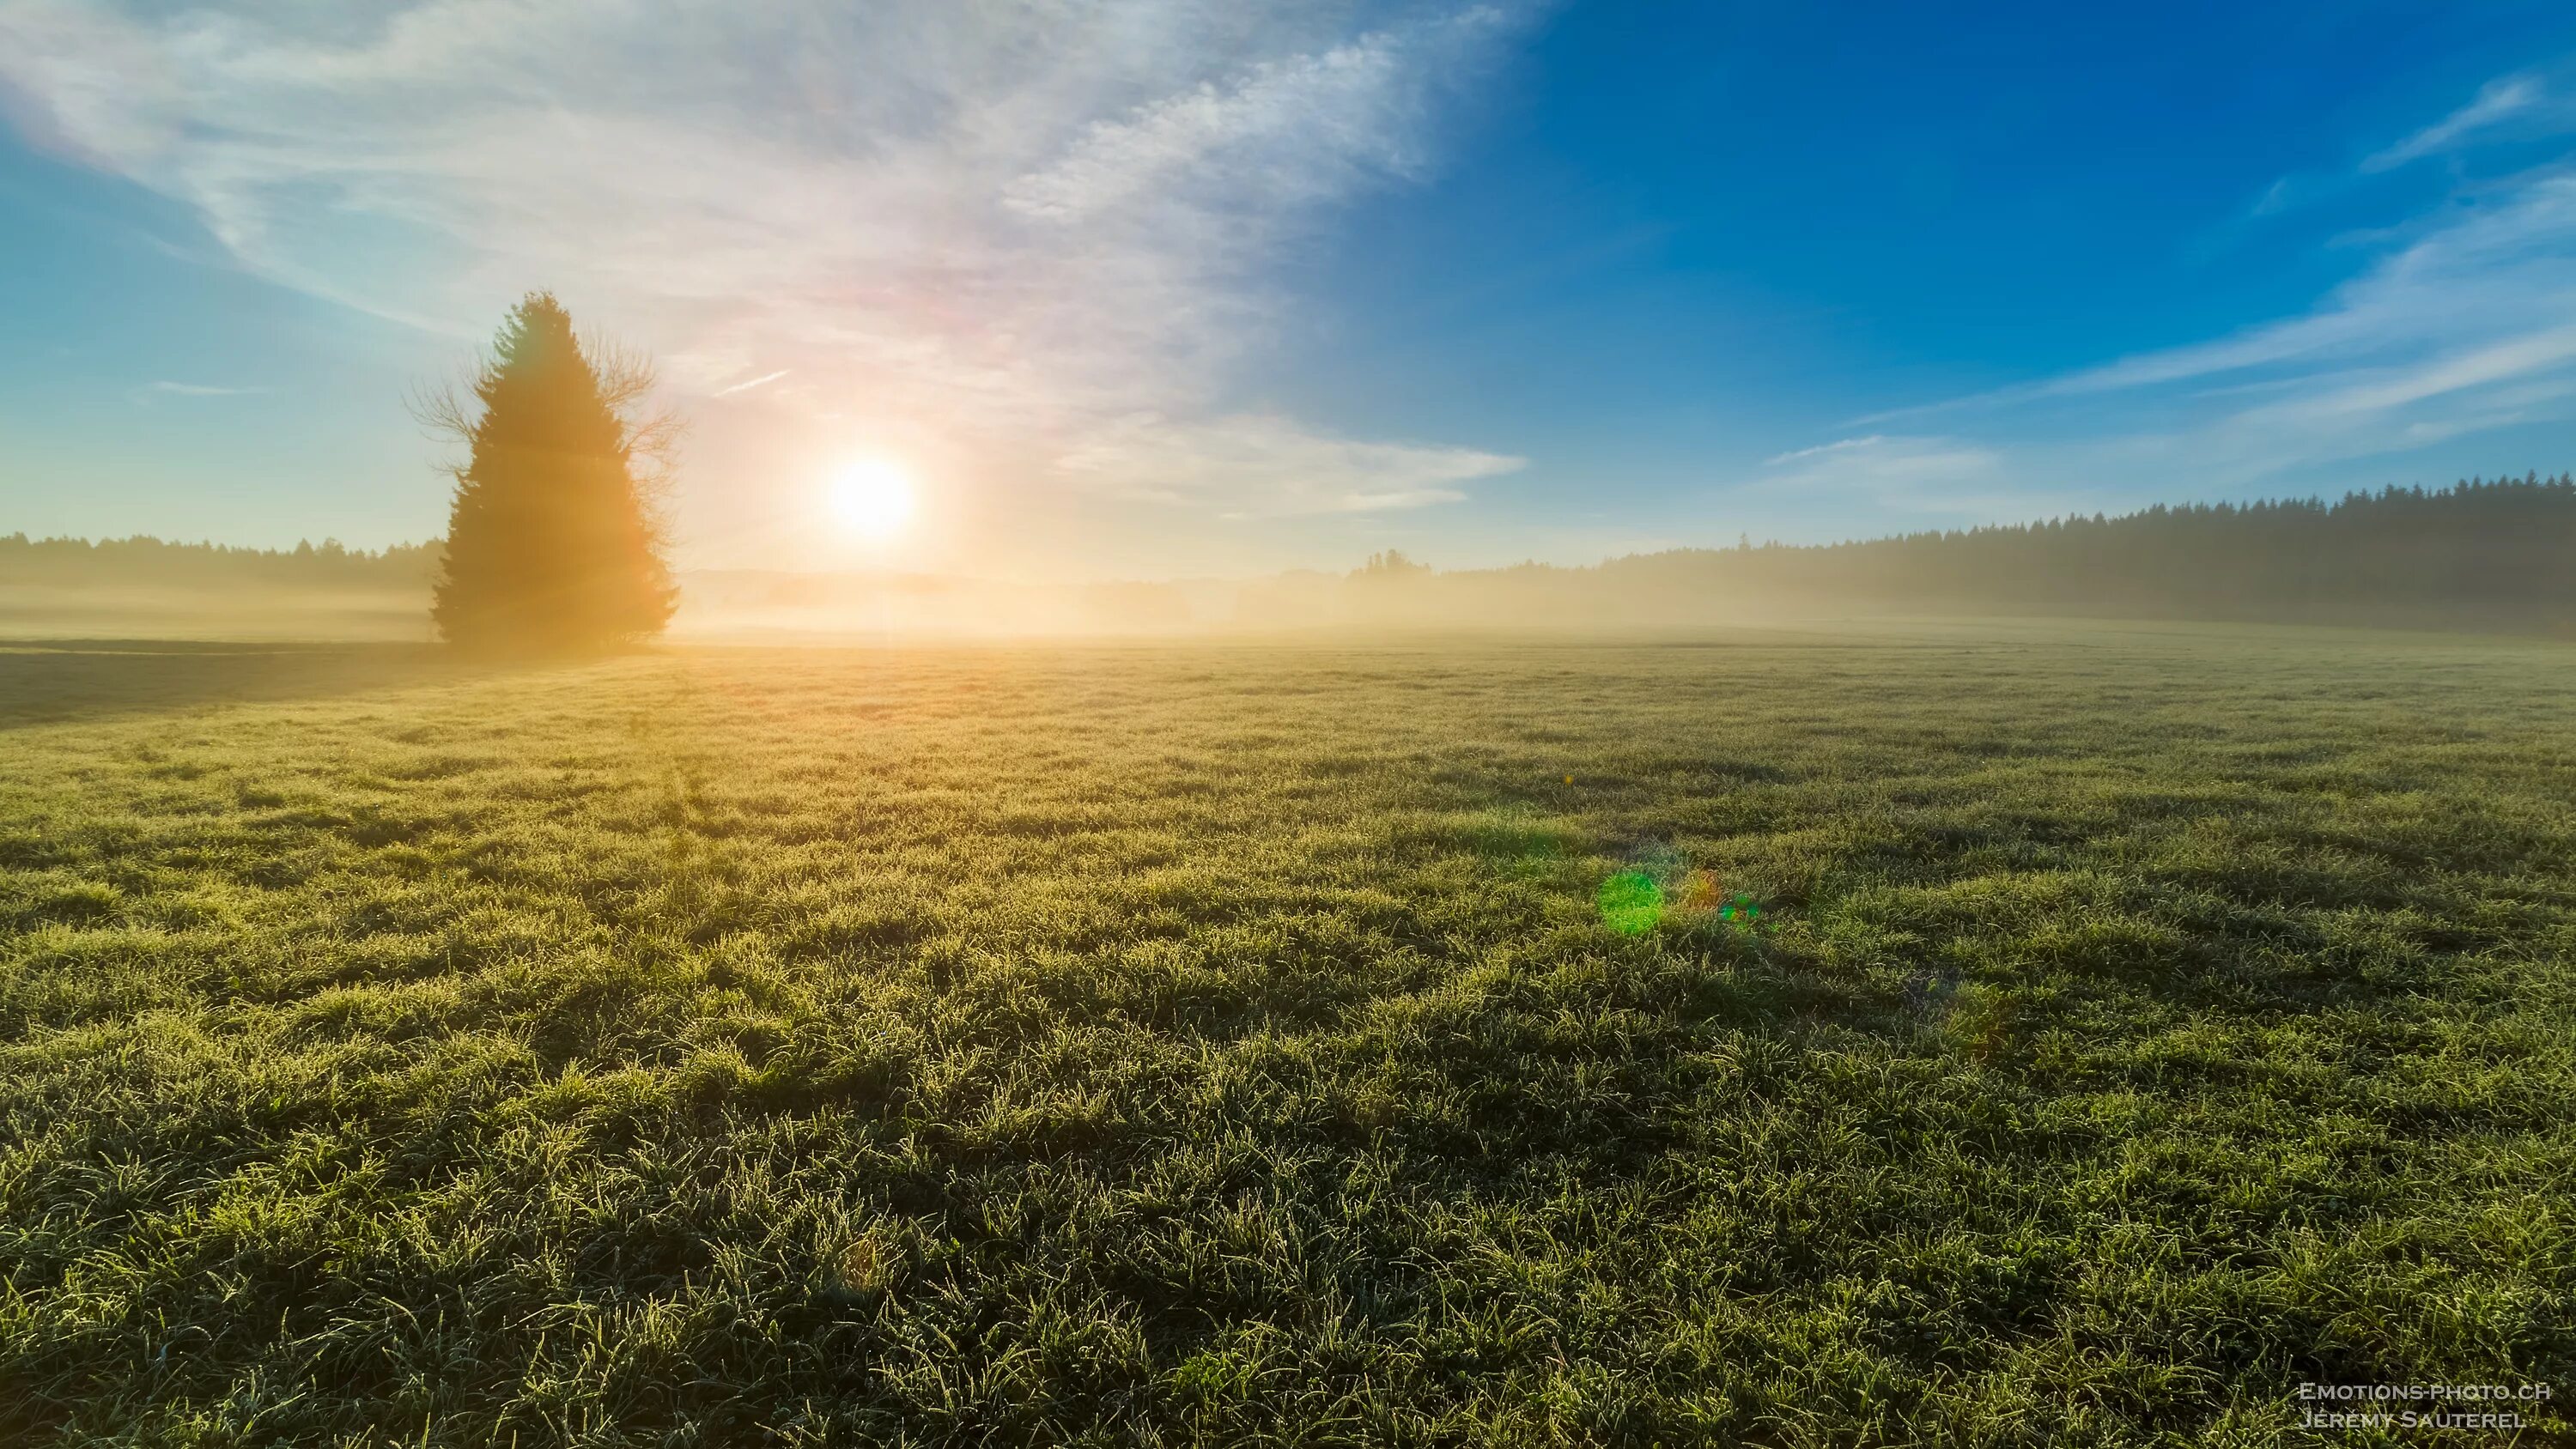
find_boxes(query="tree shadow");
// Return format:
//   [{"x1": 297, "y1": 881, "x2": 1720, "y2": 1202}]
[{"x1": 0, "y1": 641, "x2": 495, "y2": 730}]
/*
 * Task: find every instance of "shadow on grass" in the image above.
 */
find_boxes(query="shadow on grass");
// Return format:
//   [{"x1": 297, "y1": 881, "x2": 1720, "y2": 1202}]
[{"x1": 0, "y1": 640, "x2": 502, "y2": 730}]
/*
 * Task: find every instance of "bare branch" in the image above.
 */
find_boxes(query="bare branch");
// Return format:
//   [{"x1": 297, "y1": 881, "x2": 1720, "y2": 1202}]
[
  {"x1": 583, "y1": 331, "x2": 659, "y2": 414},
  {"x1": 404, "y1": 375, "x2": 477, "y2": 442},
  {"x1": 579, "y1": 326, "x2": 684, "y2": 500},
  {"x1": 405, "y1": 370, "x2": 483, "y2": 485}
]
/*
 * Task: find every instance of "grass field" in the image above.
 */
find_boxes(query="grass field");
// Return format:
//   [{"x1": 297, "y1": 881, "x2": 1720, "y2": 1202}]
[{"x1": 3, "y1": 623, "x2": 2573, "y2": 1446}]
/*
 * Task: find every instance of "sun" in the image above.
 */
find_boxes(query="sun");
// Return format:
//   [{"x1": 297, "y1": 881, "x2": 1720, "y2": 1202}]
[{"x1": 826, "y1": 458, "x2": 917, "y2": 542}]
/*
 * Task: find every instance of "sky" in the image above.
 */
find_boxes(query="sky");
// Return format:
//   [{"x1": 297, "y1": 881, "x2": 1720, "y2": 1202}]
[{"x1": 5, "y1": 0, "x2": 2576, "y2": 580}]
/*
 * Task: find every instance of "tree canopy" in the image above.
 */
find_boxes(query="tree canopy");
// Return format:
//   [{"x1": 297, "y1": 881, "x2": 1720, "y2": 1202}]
[{"x1": 423, "y1": 293, "x2": 677, "y2": 650}]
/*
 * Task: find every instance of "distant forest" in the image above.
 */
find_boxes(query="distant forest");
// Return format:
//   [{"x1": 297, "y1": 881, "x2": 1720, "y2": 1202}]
[
  {"x1": 4, "y1": 475, "x2": 2570, "y2": 634},
  {"x1": 1408, "y1": 475, "x2": 2576, "y2": 632},
  {"x1": 0, "y1": 534, "x2": 441, "y2": 586}
]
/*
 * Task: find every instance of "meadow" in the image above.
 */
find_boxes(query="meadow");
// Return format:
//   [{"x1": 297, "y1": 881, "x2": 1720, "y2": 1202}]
[{"x1": 1, "y1": 621, "x2": 2571, "y2": 1446}]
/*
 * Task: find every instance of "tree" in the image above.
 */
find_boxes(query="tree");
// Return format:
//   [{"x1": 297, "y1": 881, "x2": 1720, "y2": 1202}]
[
  {"x1": 416, "y1": 293, "x2": 677, "y2": 650},
  {"x1": 1353, "y1": 549, "x2": 1431, "y2": 579}
]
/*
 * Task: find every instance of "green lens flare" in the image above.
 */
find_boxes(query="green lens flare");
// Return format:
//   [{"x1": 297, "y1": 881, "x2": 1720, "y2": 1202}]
[{"x1": 1597, "y1": 870, "x2": 1663, "y2": 935}]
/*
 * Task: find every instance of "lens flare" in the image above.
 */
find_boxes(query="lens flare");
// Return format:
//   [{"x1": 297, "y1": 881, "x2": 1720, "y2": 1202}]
[
  {"x1": 1597, "y1": 870, "x2": 1663, "y2": 935},
  {"x1": 1598, "y1": 855, "x2": 1768, "y2": 936}
]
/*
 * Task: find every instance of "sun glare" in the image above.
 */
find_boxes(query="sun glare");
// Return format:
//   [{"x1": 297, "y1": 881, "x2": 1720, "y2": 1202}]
[{"x1": 826, "y1": 458, "x2": 917, "y2": 542}]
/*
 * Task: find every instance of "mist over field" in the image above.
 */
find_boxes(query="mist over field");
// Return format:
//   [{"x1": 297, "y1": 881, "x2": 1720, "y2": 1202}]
[{"x1": 13, "y1": 476, "x2": 2575, "y2": 642}]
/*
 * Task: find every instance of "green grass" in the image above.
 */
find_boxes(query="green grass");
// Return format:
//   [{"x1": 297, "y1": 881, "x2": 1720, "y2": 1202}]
[{"x1": 2, "y1": 623, "x2": 2572, "y2": 1446}]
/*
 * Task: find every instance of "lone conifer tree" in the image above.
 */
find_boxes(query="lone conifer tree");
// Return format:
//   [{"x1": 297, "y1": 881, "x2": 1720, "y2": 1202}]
[{"x1": 422, "y1": 293, "x2": 677, "y2": 650}]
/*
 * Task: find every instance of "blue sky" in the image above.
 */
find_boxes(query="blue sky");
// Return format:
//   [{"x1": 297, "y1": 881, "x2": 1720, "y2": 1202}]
[{"x1": 5, "y1": 1, "x2": 2576, "y2": 579}]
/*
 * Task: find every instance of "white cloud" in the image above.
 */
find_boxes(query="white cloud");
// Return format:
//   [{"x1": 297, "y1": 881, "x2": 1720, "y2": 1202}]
[
  {"x1": 2241, "y1": 320, "x2": 2576, "y2": 422},
  {"x1": 1858, "y1": 164, "x2": 2576, "y2": 436},
  {"x1": 1054, "y1": 411, "x2": 1521, "y2": 515},
  {"x1": 1003, "y1": 25, "x2": 1450, "y2": 224},
  {"x1": 2363, "y1": 75, "x2": 2543, "y2": 173},
  {"x1": 147, "y1": 380, "x2": 268, "y2": 397},
  {"x1": 2195, "y1": 72, "x2": 2576, "y2": 286},
  {"x1": 1756, "y1": 434, "x2": 2010, "y2": 516},
  {"x1": 1763, "y1": 88, "x2": 2576, "y2": 526},
  {"x1": 710, "y1": 368, "x2": 789, "y2": 398},
  {"x1": 0, "y1": 0, "x2": 1538, "y2": 532},
  {"x1": 1765, "y1": 434, "x2": 1886, "y2": 465},
  {"x1": 1771, "y1": 157, "x2": 2576, "y2": 528}
]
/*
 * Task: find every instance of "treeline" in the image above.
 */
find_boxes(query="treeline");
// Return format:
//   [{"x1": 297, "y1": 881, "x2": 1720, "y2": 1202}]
[
  {"x1": 1380, "y1": 476, "x2": 2576, "y2": 632},
  {"x1": 0, "y1": 534, "x2": 441, "y2": 587},
  {"x1": 7, "y1": 475, "x2": 2570, "y2": 636}
]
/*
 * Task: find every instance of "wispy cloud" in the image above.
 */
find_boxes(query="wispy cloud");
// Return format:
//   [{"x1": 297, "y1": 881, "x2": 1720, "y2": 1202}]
[
  {"x1": 0, "y1": 0, "x2": 1540, "y2": 537},
  {"x1": 2212, "y1": 72, "x2": 2575, "y2": 260},
  {"x1": 1974, "y1": 169, "x2": 2576, "y2": 409},
  {"x1": 1793, "y1": 75, "x2": 2576, "y2": 521},
  {"x1": 147, "y1": 380, "x2": 267, "y2": 397},
  {"x1": 1765, "y1": 435, "x2": 1886, "y2": 465},
  {"x1": 2363, "y1": 75, "x2": 2543, "y2": 173},
  {"x1": 1753, "y1": 434, "x2": 2026, "y2": 523},
  {"x1": 1054, "y1": 412, "x2": 1521, "y2": 515},
  {"x1": 1001, "y1": 21, "x2": 1479, "y2": 224},
  {"x1": 710, "y1": 368, "x2": 789, "y2": 398}
]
